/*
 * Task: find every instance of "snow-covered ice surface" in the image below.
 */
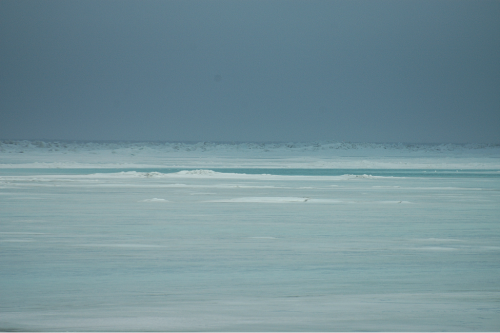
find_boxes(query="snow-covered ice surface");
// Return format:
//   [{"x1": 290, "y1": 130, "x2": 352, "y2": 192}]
[
  {"x1": 1, "y1": 140, "x2": 500, "y2": 169},
  {"x1": 1, "y1": 141, "x2": 500, "y2": 331}
]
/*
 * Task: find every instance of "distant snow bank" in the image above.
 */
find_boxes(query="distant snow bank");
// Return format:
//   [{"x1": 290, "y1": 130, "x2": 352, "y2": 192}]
[
  {"x1": 1, "y1": 140, "x2": 498, "y2": 154},
  {"x1": 1, "y1": 140, "x2": 499, "y2": 169}
]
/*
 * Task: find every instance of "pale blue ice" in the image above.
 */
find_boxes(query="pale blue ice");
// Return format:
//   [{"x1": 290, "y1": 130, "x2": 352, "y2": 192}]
[{"x1": 1, "y1": 168, "x2": 499, "y2": 331}]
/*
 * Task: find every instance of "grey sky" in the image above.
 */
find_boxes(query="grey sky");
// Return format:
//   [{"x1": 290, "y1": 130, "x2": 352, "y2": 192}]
[{"x1": 1, "y1": 0, "x2": 499, "y2": 143}]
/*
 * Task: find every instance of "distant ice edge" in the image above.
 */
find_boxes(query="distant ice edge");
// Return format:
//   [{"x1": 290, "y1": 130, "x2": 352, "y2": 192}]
[
  {"x1": 2, "y1": 140, "x2": 499, "y2": 170},
  {"x1": 1, "y1": 140, "x2": 499, "y2": 153}
]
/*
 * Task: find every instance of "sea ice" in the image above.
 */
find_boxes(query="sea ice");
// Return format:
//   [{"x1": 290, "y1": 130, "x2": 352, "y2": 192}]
[{"x1": 0, "y1": 141, "x2": 499, "y2": 331}]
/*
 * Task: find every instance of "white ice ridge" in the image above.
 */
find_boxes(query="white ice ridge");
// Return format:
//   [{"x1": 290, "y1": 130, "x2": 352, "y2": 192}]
[
  {"x1": 342, "y1": 174, "x2": 386, "y2": 179},
  {"x1": 127, "y1": 170, "x2": 224, "y2": 177},
  {"x1": 90, "y1": 170, "x2": 244, "y2": 178},
  {"x1": 6, "y1": 171, "x2": 395, "y2": 181},
  {"x1": 140, "y1": 171, "x2": 393, "y2": 180}
]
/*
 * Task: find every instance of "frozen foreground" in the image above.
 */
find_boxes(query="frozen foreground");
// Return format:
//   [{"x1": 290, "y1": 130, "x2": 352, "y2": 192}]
[{"x1": 1, "y1": 141, "x2": 499, "y2": 331}]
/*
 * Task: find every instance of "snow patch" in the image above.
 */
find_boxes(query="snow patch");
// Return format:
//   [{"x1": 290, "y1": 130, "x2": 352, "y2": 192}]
[
  {"x1": 378, "y1": 201, "x2": 412, "y2": 204},
  {"x1": 342, "y1": 174, "x2": 388, "y2": 179},
  {"x1": 175, "y1": 169, "x2": 220, "y2": 176},
  {"x1": 413, "y1": 247, "x2": 459, "y2": 251},
  {"x1": 208, "y1": 197, "x2": 342, "y2": 203},
  {"x1": 209, "y1": 197, "x2": 311, "y2": 203},
  {"x1": 140, "y1": 198, "x2": 168, "y2": 202}
]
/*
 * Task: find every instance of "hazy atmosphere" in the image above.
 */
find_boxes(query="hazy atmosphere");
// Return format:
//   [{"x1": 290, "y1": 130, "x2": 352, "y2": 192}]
[{"x1": 1, "y1": 0, "x2": 499, "y2": 143}]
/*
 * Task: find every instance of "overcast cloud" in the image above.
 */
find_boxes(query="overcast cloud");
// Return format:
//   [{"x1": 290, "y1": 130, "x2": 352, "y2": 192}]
[{"x1": 1, "y1": 0, "x2": 499, "y2": 143}]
